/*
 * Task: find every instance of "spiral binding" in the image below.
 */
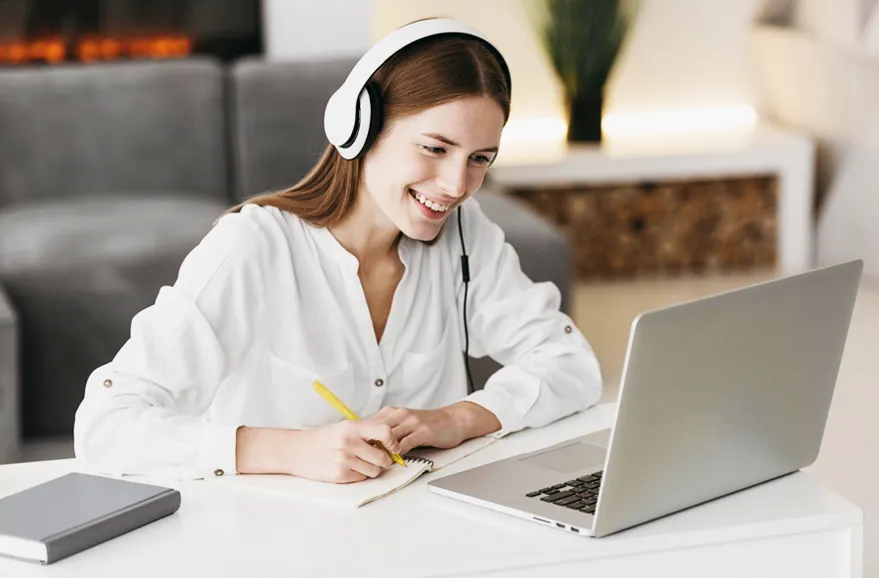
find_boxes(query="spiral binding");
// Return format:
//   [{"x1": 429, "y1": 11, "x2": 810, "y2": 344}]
[{"x1": 404, "y1": 455, "x2": 434, "y2": 467}]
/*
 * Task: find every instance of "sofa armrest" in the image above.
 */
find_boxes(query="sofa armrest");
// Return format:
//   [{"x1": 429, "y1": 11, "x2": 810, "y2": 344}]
[{"x1": 0, "y1": 282, "x2": 19, "y2": 463}]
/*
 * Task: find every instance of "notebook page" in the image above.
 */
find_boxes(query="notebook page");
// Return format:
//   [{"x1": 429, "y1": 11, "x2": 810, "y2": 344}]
[
  {"x1": 406, "y1": 436, "x2": 497, "y2": 471},
  {"x1": 228, "y1": 456, "x2": 431, "y2": 508}
]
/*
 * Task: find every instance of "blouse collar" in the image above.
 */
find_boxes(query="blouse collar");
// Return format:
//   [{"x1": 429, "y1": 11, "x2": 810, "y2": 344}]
[{"x1": 308, "y1": 223, "x2": 416, "y2": 274}]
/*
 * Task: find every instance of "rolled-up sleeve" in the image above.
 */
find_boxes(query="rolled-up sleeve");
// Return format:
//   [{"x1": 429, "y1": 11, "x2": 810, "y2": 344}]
[
  {"x1": 73, "y1": 208, "x2": 271, "y2": 480},
  {"x1": 458, "y1": 198, "x2": 603, "y2": 437}
]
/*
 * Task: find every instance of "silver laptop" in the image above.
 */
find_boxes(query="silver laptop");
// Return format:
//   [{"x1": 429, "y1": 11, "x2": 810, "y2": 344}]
[{"x1": 428, "y1": 260, "x2": 863, "y2": 537}]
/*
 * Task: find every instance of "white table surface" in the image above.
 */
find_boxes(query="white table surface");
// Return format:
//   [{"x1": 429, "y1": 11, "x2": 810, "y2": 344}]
[{"x1": 0, "y1": 403, "x2": 863, "y2": 578}]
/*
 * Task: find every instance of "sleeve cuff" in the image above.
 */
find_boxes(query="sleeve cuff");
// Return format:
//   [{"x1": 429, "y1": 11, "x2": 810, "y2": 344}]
[
  {"x1": 464, "y1": 388, "x2": 526, "y2": 438},
  {"x1": 198, "y1": 422, "x2": 241, "y2": 479},
  {"x1": 463, "y1": 365, "x2": 544, "y2": 438}
]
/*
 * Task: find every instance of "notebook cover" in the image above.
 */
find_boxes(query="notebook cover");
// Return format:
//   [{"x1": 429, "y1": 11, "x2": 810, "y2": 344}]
[{"x1": 0, "y1": 472, "x2": 181, "y2": 564}]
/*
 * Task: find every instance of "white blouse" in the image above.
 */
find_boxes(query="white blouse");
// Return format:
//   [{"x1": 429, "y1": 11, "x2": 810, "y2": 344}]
[{"x1": 73, "y1": 197, "x2": 603, "y2": 480}]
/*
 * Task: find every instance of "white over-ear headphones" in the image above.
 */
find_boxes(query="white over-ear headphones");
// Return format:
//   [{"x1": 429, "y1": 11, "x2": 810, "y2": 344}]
[{"x1": 323, "y1": 18, "x2": 511, "y2": 160}]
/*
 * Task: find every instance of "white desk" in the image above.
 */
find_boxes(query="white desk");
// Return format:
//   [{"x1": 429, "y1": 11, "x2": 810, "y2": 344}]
[{"x1": 0, "y1": 403, "x2": 863, "y2": 578}]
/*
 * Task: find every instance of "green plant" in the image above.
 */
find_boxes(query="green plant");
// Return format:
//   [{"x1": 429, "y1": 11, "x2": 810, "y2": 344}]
[{"x1": 526, "y1": 0, "x2": 638, "y2": 103}]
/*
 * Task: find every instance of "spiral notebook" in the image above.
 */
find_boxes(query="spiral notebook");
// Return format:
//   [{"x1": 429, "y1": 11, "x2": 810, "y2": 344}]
[{"x1": 229, "y1": 436, "x2": 496, "y2": 508}]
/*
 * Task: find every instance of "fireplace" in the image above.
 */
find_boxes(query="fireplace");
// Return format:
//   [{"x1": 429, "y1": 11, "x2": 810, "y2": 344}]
[{"x1": 0, "y1": 0, "x2": 262, "y2": 67}]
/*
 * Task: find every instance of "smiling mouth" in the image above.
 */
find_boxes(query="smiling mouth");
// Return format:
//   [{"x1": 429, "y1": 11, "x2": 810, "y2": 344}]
[{"x1": 409, "y1": 189, "x2": 451, "y2": 213}]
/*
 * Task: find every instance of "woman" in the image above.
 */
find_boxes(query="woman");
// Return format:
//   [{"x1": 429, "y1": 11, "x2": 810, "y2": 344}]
[{"x1": 73, "y1": 18, "x2": 603, "y2": 484}]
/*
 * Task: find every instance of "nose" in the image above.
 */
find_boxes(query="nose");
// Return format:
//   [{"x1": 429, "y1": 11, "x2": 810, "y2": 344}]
[{"x1": 436, "y1": 158, "x2": 468, "y2": 199}]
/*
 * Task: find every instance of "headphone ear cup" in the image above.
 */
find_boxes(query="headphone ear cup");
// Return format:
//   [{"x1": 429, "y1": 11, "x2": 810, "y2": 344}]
[
  {"x1": 360, "y1": 82, "x2": 383, "y2": 155},
  {"x1": 334, "y1": 88, "x2": 369, "y2": 159},
  {"x1": 335, "y1": 84, "x2": 381, "y2": 159}
]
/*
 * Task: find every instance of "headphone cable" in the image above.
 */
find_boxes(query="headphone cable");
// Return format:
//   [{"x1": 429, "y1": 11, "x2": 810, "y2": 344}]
[{"x1": 458, "y1": 206, "x2": 475, "y2": 394}]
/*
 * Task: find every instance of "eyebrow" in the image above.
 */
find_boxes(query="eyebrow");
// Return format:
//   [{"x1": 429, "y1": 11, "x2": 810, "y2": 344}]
[{"x1": 422, "y1": 132, "x2": 499, "y2": 154}]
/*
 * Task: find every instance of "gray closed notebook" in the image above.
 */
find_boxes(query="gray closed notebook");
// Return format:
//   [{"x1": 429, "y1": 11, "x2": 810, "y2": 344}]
[{"x1": 0, "y1": 472, "x2": 181, "y2": 564}]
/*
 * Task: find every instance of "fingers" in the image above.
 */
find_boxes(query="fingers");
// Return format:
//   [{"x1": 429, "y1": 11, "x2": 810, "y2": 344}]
[
  {"x1": 367, "y1": 406, "x2": 396, "y2": 422},
  {"x1": 347, "y1": 455, "x2": 385, "y2": 479},
  {"x1": 334, "y1": 469, "x2": 368, "y2": 484},
  {"x1": 367, "y1": 405, "x2": 408, "y2": 426},
  {"x1": 353, "y1": 440, "x2": 393, "y2": 470},
  {"x1": 398, "y1": 430, "x2": 426, "y2": 456},
  {"x1": 390, "y1": 415, "x2": 419, "y2": 441},
  {"x1": 387, "y1": 413, "x2": 424, "y2": 455},
  {"x1": 354, "y1": 421, "x2": 402, "y2": 455}
]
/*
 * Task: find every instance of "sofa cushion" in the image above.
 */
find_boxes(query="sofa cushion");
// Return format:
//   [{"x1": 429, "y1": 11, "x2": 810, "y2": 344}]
[
  {"x1": 0, "y1": 58, "x2": 229, "y2": 207},
  {"x1": 0, "y1": 194, "x2": 229, "y2": 437},
  {"x1": 0, "y1": 194, "x2": 227, "y2": 275}
]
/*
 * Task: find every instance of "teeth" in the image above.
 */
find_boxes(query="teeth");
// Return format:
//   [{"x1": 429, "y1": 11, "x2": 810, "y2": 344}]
[{"x1": 411, "y1": 190, "x2": 449, "y2": 212}]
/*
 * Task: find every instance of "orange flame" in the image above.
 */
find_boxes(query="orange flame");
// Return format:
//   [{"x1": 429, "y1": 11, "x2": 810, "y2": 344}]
[{"x1": 0, "y1": 35, "x2": 191, "y2": 65}]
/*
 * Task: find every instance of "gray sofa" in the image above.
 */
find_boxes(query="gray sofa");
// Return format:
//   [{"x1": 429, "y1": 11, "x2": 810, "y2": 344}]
[
  {"x1": 0, "y1": 56, "x2": 572, "y2": 456},
  {"x1": 0, "y1": 283, "x2": 17, "y2": 463}
]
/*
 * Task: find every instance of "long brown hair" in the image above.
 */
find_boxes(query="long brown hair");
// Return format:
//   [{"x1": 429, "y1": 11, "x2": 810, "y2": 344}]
[{"x1": 223, "y1": 25, "x2": 511, "y2": 227}]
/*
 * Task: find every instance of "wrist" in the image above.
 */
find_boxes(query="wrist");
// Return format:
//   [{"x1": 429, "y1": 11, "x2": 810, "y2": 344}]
[
  {"x1": 444, "y1": 401, "x2": 501, "y2": 440},
  {"x1": 236, "y1": 426, "x2": 299, "y2": 475}
]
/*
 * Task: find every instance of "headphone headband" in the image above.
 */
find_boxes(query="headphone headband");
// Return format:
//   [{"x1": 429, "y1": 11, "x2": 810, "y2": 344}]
[{"x1": 324, "y1": 18, "x2": 510, "y2": 159}]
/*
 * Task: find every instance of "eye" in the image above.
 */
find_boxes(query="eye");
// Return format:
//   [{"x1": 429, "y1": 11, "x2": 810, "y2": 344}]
[
  {"x1": 470, "y1": 154, "x2": 493, "y2": 166},
  {"x1": 420, "y1": 145, "x2": 445, "y2": 155}
]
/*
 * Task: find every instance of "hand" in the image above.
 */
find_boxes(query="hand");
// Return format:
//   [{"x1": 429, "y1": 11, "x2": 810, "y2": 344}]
[
  {"x1": 235, "y1": 421, "x2": 402, "y2": 484},
  {"x1": 366, "y1": 406, "x2": 466, "y2": 455}
]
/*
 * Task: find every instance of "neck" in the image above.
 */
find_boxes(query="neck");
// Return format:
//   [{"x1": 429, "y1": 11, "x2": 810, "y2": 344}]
[{"x1": 328, "y1": 192, "x2": 400, "y2": 269}]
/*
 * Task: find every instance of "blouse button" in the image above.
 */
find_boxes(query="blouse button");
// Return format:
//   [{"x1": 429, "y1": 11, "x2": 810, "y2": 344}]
[
  {"x1": 374, "y1": 378, "x2": 384, "y2": 387},
  {"x1": 102, "y1": 379, "x2": 113, "y2": 388},
  {"x1": 564, "y1": 325, "x2": 573, "y2": 334},
  {"x1": 214, "y1": 469, "x2": 224, "y2": 477}
]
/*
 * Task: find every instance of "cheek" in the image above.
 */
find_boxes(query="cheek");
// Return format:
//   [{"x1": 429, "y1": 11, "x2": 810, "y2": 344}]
[
  {"x1": 364, "y1": 154, "x2": 406, "y2": 195},
  {"x1": 396, "y1": 162, "x2": 436, "y2": 193},
  {"x1": 469, "y1": 171, "x2": 488, "y2": 193}
]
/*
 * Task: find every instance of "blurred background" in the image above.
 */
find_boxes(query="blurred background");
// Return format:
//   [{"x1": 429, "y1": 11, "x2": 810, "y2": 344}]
[{"x1": 1, "y1": 0, "x2": 878, "y2": 570}]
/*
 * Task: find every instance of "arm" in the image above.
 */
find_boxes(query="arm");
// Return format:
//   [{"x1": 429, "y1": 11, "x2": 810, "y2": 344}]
[
  {"x1": 457, "y1": 197, "x2": 603, "y2": 437},
  {"x1": 73, "y1": 207, "x2": 272, "y2": 480},
  {"x1": 370, "y1": 197, "x2": 602, "y2": 453},
  {"x1": 74, "y1": 206, "x2": 403, "y2": 483}
]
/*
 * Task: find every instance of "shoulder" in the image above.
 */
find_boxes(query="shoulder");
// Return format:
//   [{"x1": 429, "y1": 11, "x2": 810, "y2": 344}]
[
  {"x1": 175, "y1": 203, "x2": 305, "y2": 294},
  {"x1": 206, "y1": 203, "x2": 313, "y2": 259},
  {"x1": 213, "y1": 203, "x2": 295, "y2": 241}
]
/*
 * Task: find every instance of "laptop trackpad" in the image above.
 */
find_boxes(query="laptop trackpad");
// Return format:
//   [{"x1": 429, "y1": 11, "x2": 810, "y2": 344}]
[{"x1": 520, "y1": 441, "x2": 607, "y2": 474}]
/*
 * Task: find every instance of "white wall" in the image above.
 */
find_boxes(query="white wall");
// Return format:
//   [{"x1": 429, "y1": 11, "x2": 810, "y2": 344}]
[
  {"x1": 262, "y1": 0, "x2": 373, "y2": 60},
  {"x1": 372, "y1": 0, "x2": 567, "y2": 125},
  {"x1": 604, "y1": 0, "x2": 764, "y2": 118},
  {"x1": 260, "y1": 0, "x2": 771, "y2": 142},
  {"x1": 259, "y1": 1, "x2": 568, "y2": 153},
  {"x1": 793, "y1": 0, "x2": 879, "y2": 53},
  {"x1": 752, "y1": 22, "x2": 879, "y2": 278},
  {"x1": 816, "y1": 112, "x2": 879, "y2": 278}
]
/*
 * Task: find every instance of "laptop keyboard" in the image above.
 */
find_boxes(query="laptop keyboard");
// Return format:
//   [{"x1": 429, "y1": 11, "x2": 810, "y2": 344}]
[{"x1": 525, "y1": 471, "x2": 603, "y2": 514}]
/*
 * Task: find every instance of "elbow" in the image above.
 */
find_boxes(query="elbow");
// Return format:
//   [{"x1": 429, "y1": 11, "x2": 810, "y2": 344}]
[
  {"x1": 73, "y1": 399, "x2": 130, "y2": 475},
  {"x1": 577, "y1": 353, "x2": 604, "y2": 411}
]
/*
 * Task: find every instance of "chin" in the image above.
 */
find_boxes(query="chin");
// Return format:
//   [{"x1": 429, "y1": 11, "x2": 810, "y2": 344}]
[
  {"x1": 401, "y1": 222, "x2": 443, "y2": 242},
  {"x1": 399, "y1": 200, "x2": 449, "y2": 241}
]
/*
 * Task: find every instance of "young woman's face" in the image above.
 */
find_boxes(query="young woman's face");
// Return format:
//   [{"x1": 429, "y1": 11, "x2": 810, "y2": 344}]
[{"x1": 361, "y1": 96, "x2": 505, "y2": 241}]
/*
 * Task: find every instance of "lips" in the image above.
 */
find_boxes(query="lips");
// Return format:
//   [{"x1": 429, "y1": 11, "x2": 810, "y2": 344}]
[
  {"x1": 409, "y1": 189, "x2": 452, "y2": 212},
  {"x1": 409, "y1": 189, "x2": 449, "y2": 221}
]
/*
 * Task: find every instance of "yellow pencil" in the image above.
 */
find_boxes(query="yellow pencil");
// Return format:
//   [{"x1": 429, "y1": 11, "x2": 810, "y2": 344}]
[{"x1": 311, "y1": 380, "x2": 407, "y2": 467}]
